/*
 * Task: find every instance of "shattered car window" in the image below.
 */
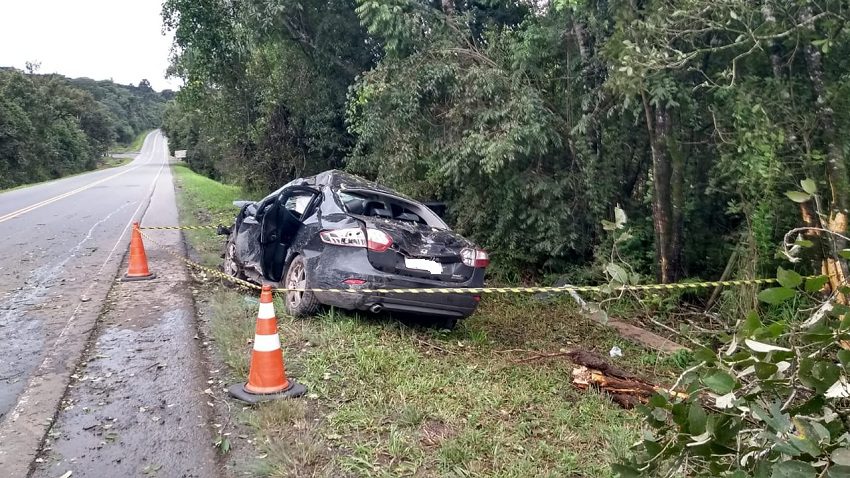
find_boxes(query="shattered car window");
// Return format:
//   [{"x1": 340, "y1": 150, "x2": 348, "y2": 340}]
[
  {"x1": 337, "y1": 189, "x2": 447, "y2": 229},
  {"x1": 286, "y1": 193, "x2": 313, "y2": 216}
]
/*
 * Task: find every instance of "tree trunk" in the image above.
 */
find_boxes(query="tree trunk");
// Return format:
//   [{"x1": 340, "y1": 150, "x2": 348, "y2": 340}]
[
  {"x1": 642, "y1": 91, "x2": 684, "y2": 283},
  {"x1": 573, "y1": 22, "x2": 603, "y2": 165},
  {"x1": 802, "y1": 7, "x2": 850, "y2": 301}
]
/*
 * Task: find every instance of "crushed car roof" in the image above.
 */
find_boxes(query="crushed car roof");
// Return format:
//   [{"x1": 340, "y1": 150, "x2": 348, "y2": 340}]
[{"x1": 291, "y1": 170, "x2": 416, "y2": 201}]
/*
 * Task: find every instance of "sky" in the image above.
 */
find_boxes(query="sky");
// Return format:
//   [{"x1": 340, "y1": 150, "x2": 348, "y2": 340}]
[{"x1": 0, "y1": 0, "x2": 180, "y2": 91}]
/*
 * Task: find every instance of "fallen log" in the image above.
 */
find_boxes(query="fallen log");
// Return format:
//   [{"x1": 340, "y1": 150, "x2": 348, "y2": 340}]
[
  {"x1": 513, "y1": 348, "x2": 688, "y2": 409},
  {"x1": 569, "y1": 349, "x2": 689, "y2": 408}
]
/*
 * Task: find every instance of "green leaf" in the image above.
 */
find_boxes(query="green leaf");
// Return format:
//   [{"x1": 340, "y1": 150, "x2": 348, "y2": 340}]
[
  {"x1": 703, "y1": 371, "x2": 735, "y2": 394},
  {"x1": 828, "y1": 465, "x2": 850, "y2": 478},
  {"x1": 755, "y1": 362, "x2": 779, "y2": 379},
  {"x1": 693, "y1": 347, "x2": 717, "y2": 364},
  {"x1": 758, "y1": 287, "x2": 796, "y2": 305},
  {"x1": 740, "y1": 311, "x2": 764, "y2": 336},
  {"x1": 752, "y1": 401, "x2": 791, "y2": 433},
  {"x1": 688, "y1": 403, "x2": 707, "y2": 434},
  {"x1": 806, "y1": 275, "x2": 830, "y2": 292},
  {"x1": 786, "y1": 191, "x2": 812, "y2": 203},
  {"x1": 777, "y1": 267, "x2": 802, "y2": 288},
  {"x1": 832, "y1": 448, "x2": 850, "y2": 466},
  {"x1": 606, "y1": 263, "x2": 629, "y2": 284},
  {"x1": 801, "y1": 359, "x2": 842, "y2": 394},
  {"x1": 838, "y1": 350, "x2": 850, "y2": 368},
  {"x1": 771, "y1": 460, "x2": 816, "y2": 478},
  {"x1": 790, "y1": 436, "x2": 820, "y2": 457},
  {"x1": 840, "y1": 249, "x2": 850, "y2": 260},
  {"x1": 614, "y1": 206, "x2": 627, "y2": 228},
  {"x1": 801, "y1": 178, "x2": 817, "y2": 195},
  {"x1": 611, "y1": 464, "x2": 641, "y2": 478},
  {"x1": 788, "y1": 395, "x2": 824, "y2": 416}
]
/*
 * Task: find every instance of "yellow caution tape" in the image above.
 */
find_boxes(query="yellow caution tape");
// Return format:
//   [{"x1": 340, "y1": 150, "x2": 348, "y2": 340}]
[
  {"x1": 137, "y1": 229, "x2": 805, "y2": 295},
  {"x1": 140, "y1": 224, "x2": 220, "y2": 230}
]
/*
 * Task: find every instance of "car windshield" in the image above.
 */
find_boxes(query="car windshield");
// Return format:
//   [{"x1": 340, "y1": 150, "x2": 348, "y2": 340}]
[{"x1": 337, "y1": 189, "x2": 447, "y2": 229}]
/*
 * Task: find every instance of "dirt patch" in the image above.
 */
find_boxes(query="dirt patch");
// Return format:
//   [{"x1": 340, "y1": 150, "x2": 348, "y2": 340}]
[
  {"x1": 419, "y1": 419, "x2": 455, "y2": 448},
  {"x1": 607, "y1": 319, "x2": 687, "y2": 354}
]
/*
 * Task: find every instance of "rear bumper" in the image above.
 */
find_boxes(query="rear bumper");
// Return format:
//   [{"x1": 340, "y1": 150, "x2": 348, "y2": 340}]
[
  {"x1": 315, "y1": 290, "x2": 478, "y2": 317},
  {"x1": 303, "y1": 247, "x2": 484, "y2": 318}
]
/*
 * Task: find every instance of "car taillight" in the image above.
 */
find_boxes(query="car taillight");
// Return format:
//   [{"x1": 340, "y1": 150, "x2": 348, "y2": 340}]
[
  {"x1": 461, "y1": 248, "x2": 489, "y2": 268},
  {"x1": 320, "y1": 228, "x2": 393, "y2": 252},
  {"x1": 365, "y1": 229, "x2": 392, "y2": 252}
]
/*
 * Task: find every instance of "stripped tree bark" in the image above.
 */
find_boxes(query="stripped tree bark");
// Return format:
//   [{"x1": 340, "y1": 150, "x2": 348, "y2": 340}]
[{"x1": 801, "y1": 6, "x2": 850, "y2": 302}]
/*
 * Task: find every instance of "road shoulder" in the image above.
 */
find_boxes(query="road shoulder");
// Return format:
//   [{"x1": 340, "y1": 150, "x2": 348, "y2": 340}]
[{"x1": 32, "y1": 159, "x2": 221, "y2": 477}]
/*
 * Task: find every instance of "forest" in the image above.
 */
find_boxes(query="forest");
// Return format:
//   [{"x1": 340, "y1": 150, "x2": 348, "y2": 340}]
[
  {"x1": 161, "y1": 0, "x2": 850, "y2": 291},
  {"x1": 159, "y1": 1, "x2": 850, "y2": 475},
  {"x1": 0, "y1": 67, "x2": 171, "y2": 189}
]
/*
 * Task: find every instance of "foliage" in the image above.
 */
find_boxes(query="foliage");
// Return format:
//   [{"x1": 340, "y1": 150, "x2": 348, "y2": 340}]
[
  {"x1": 0, "y1": 67, "x2": 168, "y2": 189},
  {"x1": 614, "y1": 179, "x2": 850, "y2": 476},
  {"x1": 616, "y1": 266, "x2": 850, "y2": 477},
  {"x1": 161, "y1": 0, "x2": 373, "y2": 194},
  {"x1": 162, "y1": 0, "x2": 850, "y2": 283}
]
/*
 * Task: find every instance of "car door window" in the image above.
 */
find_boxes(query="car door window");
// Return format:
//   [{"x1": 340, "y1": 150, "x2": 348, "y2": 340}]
[{"x1": 285, "y1": 192, "x2": 315, "y2": 219}]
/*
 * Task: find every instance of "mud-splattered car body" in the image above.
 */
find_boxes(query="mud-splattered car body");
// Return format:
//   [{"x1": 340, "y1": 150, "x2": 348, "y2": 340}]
[{"x1": 222, "y1": 170, "x2": 488, "y2": 325}]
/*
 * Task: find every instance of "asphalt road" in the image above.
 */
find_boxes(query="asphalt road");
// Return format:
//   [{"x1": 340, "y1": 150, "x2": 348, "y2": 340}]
[{"x1": 0, "y1": 130, "x2": 199, "y2": 474}]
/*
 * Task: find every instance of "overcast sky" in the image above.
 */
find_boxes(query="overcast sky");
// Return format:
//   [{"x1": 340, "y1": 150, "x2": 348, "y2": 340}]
[{"x1": 0, "y1": 0, "x2": 180, "y2": 91}]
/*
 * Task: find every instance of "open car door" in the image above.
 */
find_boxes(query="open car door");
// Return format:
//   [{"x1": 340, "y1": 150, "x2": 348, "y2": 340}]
[{"x1": 256, "y1": 185, "x2": 320, "y2": 282}]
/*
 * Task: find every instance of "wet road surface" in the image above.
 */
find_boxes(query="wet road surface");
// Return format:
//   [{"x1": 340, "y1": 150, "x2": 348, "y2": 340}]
[{"x1": 0, "y1": 131, "x2": 219, "y2": 476}]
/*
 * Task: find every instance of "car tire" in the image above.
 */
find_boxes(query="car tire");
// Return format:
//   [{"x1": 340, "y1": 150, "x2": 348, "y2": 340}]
[
  {"x1": 283, "y1": 255, "x2": 320, "y2": 317},
  {"x1": 435, "y1": 317, "x2": 459, "y2": 330},
  {"x1": 222, "y1": 232, "x2": 246, "y2": 280}
]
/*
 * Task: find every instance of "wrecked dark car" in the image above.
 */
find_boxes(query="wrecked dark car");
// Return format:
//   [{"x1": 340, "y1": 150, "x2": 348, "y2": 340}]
[{"x1": 221, "y1": 170, "x2": 489, "y2": 328}]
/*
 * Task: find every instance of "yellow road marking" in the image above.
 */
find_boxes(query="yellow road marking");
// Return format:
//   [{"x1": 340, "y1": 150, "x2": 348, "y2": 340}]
[{"x1": 0, "y1": 135, "x2": 160, "y2": 224}]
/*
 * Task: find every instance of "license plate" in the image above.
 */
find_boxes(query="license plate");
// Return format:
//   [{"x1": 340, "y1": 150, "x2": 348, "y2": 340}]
[{"x1": 404, "y1": 258, "x2": 442, "y2": 274}]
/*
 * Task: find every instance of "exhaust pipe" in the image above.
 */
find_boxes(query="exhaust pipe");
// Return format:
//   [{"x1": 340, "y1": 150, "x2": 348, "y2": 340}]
[{"x1": 369, "y1": 304, "x2": 383, "y2": 314}]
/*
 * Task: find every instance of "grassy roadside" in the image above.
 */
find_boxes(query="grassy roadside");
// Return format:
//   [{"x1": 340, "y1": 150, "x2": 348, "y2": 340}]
[
  {"x1": 172, "y1": 164, "x2": 675, "y2": 477},
  {"x1": 110, "y1": 129, "x2": 152, "y2": 154},
  {"x1": 96, "y1": 155, "x2": 133, "y2": 169}
]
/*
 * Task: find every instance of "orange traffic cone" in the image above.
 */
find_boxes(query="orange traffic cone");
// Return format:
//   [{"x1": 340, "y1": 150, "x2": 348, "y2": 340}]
[
  {"x1": 229, "y1": 285, "x2": 306, "y2": 403},
  {"x1": 122, "y1": 222, "x2": 156, "y2": 281}
]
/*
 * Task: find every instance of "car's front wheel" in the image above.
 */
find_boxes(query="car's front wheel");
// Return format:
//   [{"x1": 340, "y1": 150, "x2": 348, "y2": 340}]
[
  {"x1": 223, "y1": 232, "x2": 246, "y2": 280},
  {"x1": 283, "y1": 255, "x2": 320, "y2": 317}
]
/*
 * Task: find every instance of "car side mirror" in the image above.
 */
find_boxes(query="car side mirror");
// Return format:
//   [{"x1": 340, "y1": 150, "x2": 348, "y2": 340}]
[{"x1": 423, "y1": 202, "x2": 447, "y2": 218}]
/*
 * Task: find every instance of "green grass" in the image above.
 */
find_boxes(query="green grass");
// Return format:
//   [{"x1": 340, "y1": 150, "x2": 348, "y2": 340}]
[
  {"x1": 96, "y1": 156, "x2": 133, "y2": 170},
  {"x1": 171, "y1": 166, "x2": 676, "y2": 477},
  {"x1": 171, "y1": 163, "x2": 247, "y2": 265},
  {"x1": 110, "y1": 129, "x2": 152, "y2": 153}
]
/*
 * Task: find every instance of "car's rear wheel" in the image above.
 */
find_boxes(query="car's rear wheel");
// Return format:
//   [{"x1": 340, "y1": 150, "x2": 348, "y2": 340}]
[{"x1": 284, "y1": 255, "x2": 319, "y2": 317}]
